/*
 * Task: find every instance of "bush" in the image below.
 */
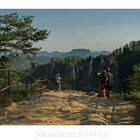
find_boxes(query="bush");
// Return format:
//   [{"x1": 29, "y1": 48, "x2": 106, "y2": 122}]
[
  {"x1": 126, "y1": 92, "x2": 140, "y2": 103},
  {"x1": 131, "y1": 92, "x2": 140, "y2": 100},
  {"x1": 129, "y1": 64, "x2": 140, "y2": 91},
  {"x1": 11, "y1": 90, "x2": 27, "y2": 102}
]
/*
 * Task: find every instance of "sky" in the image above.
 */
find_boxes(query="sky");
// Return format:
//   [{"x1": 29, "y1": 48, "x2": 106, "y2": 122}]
[{"x1": 0, "y1": 9, "x2": 140, "y2": 52}]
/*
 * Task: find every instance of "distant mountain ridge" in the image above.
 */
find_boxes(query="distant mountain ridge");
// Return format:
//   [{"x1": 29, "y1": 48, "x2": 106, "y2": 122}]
[
  {"x1": 37, "y1": 51, "x2": 66, "y2": 57},
  {"x1": 37, "y1": 49, "x2": 111, "y2": 58},
  {"x1": 10, "y1": 49, "x2": 111, "y2": 69}
]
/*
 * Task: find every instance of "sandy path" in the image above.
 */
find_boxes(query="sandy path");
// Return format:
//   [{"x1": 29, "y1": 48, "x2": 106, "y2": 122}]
[{"x1": 0, "y1": 90, "x2": 139, "y2": 125}]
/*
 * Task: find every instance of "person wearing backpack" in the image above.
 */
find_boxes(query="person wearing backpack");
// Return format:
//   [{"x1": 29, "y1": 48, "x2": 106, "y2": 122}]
[
  {"x1": 106, "y1": 68, "x2": 113, "y2": 100},
  {"x1": 97, "y1": 69, "x2": 107, "y2": 98}
]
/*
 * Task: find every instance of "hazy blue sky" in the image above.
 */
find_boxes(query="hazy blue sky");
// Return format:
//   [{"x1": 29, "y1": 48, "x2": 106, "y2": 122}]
[{"x1": 0, "y1": 9, "x2": 140, "y2": 52}]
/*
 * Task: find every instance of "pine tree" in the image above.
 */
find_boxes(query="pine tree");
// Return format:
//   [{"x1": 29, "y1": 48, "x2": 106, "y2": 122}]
[{"x1": 0, "y1": 12, "x2": 50, "y2": 66}]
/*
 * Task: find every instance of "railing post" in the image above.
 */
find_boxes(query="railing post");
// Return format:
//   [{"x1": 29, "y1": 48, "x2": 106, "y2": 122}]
[{"x1": 7, "y1": 70, "x2": 11, "y2": 97}]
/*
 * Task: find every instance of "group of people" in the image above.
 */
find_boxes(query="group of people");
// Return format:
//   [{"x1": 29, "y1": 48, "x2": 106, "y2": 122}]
[
  {"x1": 54, "y1": 68, "x2": 113, "y2": 100},
  {"x1": 97, "y1": 68, "x2": 113, "y2": 100}
]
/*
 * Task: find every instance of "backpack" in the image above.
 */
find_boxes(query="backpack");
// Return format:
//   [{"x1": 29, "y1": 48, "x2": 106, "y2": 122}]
[
  {"x1": 100, "y1": 72, "x2": 107, "y2": 85},
  {"x1": 107, "y1": 72, "x2": 113, "y2": 85}
]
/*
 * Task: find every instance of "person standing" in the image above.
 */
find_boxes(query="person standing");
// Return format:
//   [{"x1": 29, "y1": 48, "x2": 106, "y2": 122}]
[
  {"x1": 97, "y1": 69, "x2": 107, "y2": 98},
  {"x1": 106, "y1": 68, "x2": 113, "y2": 100},
  {"x1": 55, "y1": 73, "x2": 61, "y2": 91}
]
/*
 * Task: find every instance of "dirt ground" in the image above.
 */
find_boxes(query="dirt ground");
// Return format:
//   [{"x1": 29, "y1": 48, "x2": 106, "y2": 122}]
[{"x1": 0, "y1": 90, "x2": 140, "y2": 125}]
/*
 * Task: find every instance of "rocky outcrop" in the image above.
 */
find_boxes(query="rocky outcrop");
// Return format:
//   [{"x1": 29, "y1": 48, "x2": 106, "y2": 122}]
[{"x1": 30, "y1": 56, "x2": 118, "y2": 91}]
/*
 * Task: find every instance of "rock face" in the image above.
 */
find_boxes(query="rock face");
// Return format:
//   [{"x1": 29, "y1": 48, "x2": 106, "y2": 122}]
[{"x1": 30, "y1": 56, "x2": 118, "y2": 91}]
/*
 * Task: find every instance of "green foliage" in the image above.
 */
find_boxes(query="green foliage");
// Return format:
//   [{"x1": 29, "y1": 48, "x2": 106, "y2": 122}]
[
  {"x1": 50, "y1": 57, "x2": 63, "y2": 63},
  {"x1": 0, "y1": 12, "x2": 50, "y2": 67},
  {"x1": 133, "y1": 64, "x2": 140, "y2": 76},
  {"x1": 0, "y1": 71, "x2": 8, "y2": 89},
  {"x1": 111, "y1": 41, "x2": 140, "y2": 81},
  {"x1": 126, "y1": 92, "x2": 140, "y2": 103},
  {"x1": 129, "y1": 63, "x2": 140, "y2": 91},
  {"x1": 66, "y1": 56, "x2": 80, "y2": 64},
  {"x1": 11, "y1": 89, "x2": 27, "y2": 102},
  {"x1": 50, "y1": 56, "x2": 81, "y2": 65},
  {"x1": 131, "y1": 92, "x2": 140, "y2": 99}
]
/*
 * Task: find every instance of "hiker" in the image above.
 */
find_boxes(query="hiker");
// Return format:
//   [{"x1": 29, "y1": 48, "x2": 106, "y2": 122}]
[
  {"x1": 105, "y1": 68, "x2": 113, "y2": 100},
  {"x1": 55, "y1": 73, "x2": 61, "y2": 90},
  {"x1": 97, "y1": 69, "x2": 107, "y2": 98}
]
